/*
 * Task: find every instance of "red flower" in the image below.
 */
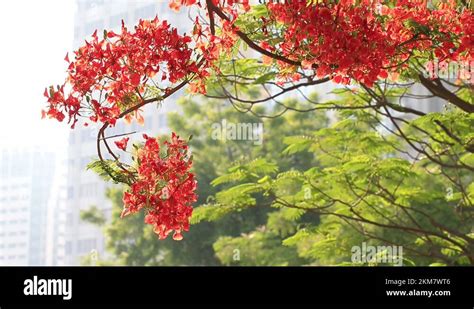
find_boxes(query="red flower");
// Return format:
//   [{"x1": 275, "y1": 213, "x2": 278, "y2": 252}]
[
  {"x1": 130, "y1": 73, "x2": 141, "y2": 87},
  {"x1": 114, "y1": 137, "x2": 129, "y2": 151},
  {"x1": 121, "y1": 133, "x2": 197, "y2": 240},
  {"x1": 43, "y1": 0, "x2": 474, "y2": 129},
  {"x1": 43, "y1": 16, "x2": 208, "y2": 128},
  {"x1": 265, "y1": 0, "x2": 473, "y2": 86}
]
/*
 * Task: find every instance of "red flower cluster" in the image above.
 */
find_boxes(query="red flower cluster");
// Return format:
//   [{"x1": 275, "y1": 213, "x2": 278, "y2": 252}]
[
  {"x1": 167, "y1": 0, "x2": 250, "y2": 93},
  {"x1": 188, "y1": 17, "x2": 240, "y2": 93},
  {"x1": 121, "y1": 133, "x2": 197, "y2": 240},
  {"x1": 43, "y1": 1, "x2": 473, "y2": 124},
  {"x1": 43, "y1": 17, "x2": 203, "y2": 128},
  {"x1": 264, "y1": 0, "x2": 473, "y2": 87}
]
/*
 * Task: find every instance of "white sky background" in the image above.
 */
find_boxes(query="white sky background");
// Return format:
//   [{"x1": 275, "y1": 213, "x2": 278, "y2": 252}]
[{"x1": 0, "y1": 0, "x2": 75, "y2": 149}]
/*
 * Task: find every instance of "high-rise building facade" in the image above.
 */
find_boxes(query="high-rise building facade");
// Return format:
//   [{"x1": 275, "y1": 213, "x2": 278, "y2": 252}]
[
  {"x1": 44, "y1": 152, "x2": 68, "y2": 266},
  {"x1": 0, "y1": 148, "x2": 56, "y2": 265}
]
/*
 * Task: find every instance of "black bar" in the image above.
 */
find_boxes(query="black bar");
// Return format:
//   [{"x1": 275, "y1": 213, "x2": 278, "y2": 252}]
[{"x1": 0, "y1": 267, "x2": 472, "y2": 307}]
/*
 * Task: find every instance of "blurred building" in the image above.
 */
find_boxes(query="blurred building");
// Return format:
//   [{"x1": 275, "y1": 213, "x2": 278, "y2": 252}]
[
  {"x1": 63, "y1": 0, "x2": 188, "y2": 265},
  {"x1": 0, "y1": 148, "x2": 56, "y2": 265},
  {"x1": 44, "y1": 152, "x2": 68, "y2": 266}
]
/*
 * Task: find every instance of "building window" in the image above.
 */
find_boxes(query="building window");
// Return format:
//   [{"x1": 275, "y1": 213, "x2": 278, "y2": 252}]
[
  {"x1": 158, "y1": 114, "x2": 167, "y2": 128},
  {"x1": 80, "y1": 129, "x2": 93, "y2": 143},
  {"x1": 65, "y1": 241, "x2": 73, "y2": 255},
  {"x1": 79, "y1": 183, "x2": 98, "y2": 198},
  {"x1": 84, "y1": 20, "x2": 104, "y2": 37},
  {"x1": 145, "y1": 116, "x2": 153, "y2": 130},
  {"x1": 66, "y1": 213, "x2": 73, "y2": 226},
  {"x1": 80, "y1": 157, "x2": 91, "y2": 168},
  {"x1": 135, "y1": 4, "x2": 156, "y2": 19},
  {"x1": 78, "y1": 238, "x2": 97, "y2": 253},
  {"x1": 67, "y1": 186, "x2": 74, "y2": 199},
  {"x1": 110, "y1": 13, "x2": 127, "y2": 29}
]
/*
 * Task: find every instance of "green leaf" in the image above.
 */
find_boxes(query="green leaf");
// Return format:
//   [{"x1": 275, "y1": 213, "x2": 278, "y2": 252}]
[
  {"x1": 254, "y1": 72, "x2": 277, "y2": 84},
  {"x1": 86, "y1": 159, "x2": 132, "y2": 184}
]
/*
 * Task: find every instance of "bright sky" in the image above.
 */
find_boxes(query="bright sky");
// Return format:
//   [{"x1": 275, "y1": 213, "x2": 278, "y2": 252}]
[{"x1": 0, "y1": 0, "x2": 75, "y2": 149}]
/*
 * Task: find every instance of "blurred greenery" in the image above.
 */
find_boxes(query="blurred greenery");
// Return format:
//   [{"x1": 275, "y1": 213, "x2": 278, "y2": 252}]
[
  {"x1": 81, "y1": 94, "x2": 328, "y2": 265},
  {"x1": 81, "y1": 86, "x2": 474, "y2": 265}
]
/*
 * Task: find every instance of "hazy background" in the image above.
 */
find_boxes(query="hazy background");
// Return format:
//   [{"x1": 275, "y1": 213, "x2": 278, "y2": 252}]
[
  {"x1": 0, "y1": 0, "x2": 74, "y2": 148},
  {"x1": 0, "y1": 0, "x2": 180, "y2": 265}
]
